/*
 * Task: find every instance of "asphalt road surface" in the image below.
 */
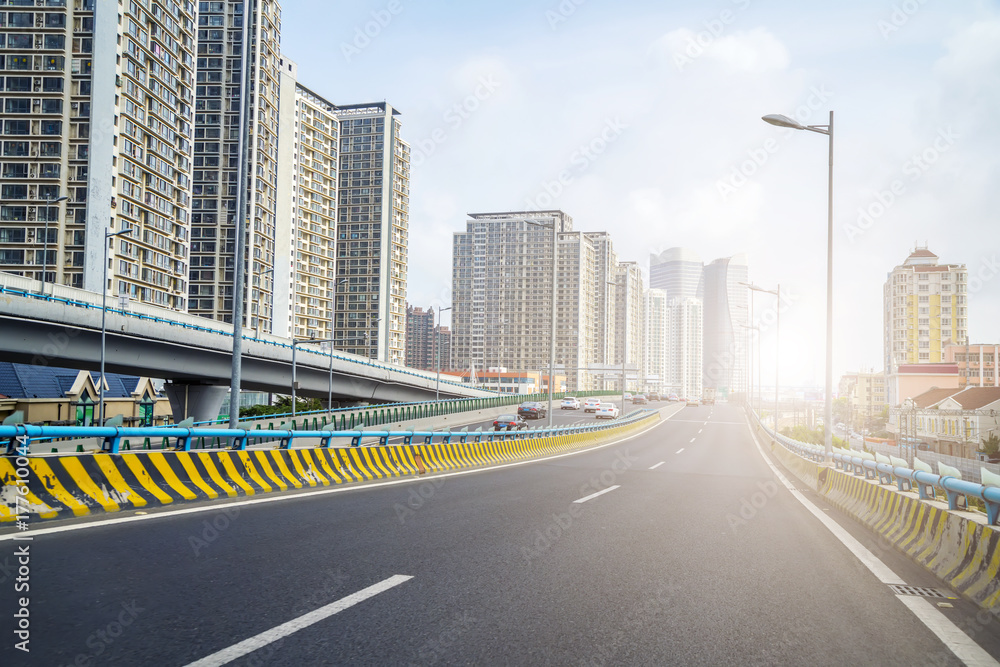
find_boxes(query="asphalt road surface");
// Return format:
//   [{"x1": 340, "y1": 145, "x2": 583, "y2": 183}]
[{"x1": 2, "y1": 403, "x2": 999, "y2": 666}]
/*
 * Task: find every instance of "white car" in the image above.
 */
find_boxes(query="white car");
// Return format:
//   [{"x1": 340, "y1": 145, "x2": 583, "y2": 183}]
[
  {"x1": 583, "y1": 398, "x2": 603, "y2": 413},
  {"x1": 561, "y1": 397, "x2": 581, "y2": 410},
  {"x1": 595, "y1": 403, "x2": 620, "y2": 419}
]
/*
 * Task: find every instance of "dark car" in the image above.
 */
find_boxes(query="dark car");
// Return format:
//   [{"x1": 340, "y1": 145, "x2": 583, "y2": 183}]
[
  {"x1": 632, "y1": 394, "x2": 647, "y2": 405},
  {"x1": 493, "y1": 414, "x2": 528, "y2": 431},
  {"x1": 648, "y1": 392, "x2": 661, "y2": 401},
  {"x1": 517, "y1": 401, "x2": 547, "y2": 419}
]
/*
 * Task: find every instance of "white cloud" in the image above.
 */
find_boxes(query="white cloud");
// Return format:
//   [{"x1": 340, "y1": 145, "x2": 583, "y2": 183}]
[{"x1": 653, "y1": 26, "x2": 790, "y2": 74}]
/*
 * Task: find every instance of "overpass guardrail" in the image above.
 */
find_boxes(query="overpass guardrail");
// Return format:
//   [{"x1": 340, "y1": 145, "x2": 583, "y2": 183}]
[{"x1": 750, "y1": 410, "x2": 1000, "y2": 526}]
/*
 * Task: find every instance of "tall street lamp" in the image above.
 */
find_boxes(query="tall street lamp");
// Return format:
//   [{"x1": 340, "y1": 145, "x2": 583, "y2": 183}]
[
  {"x1": 39, "y1": 195, "x2": 68, "y2": 296},
  {"x1": 525, "y1": 218, "x2": 557, "y2": 428},
  {"x1": 99, "y1": 226, "x2": 134, "y2": 425},
  {"x1": 291, "y1": 334, "x2": 338, "y2": 418},
  {"x1": 742, "y1": 282, "x2": 781, "y2": 433},
  {"x1": 763, "y1": 111, "x2": 834, "y2": 461},
  {"x1": 435, "y1": 306, "x2": 452, "y2": 401},
  {"x1": 739, "y1": 323, "x2": 760, "y2": 414}
]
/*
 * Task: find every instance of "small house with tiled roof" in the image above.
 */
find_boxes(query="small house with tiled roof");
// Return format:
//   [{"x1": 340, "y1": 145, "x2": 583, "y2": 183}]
[{"x1": 0, "y1": 363, "x2": 170, "y2": 426}]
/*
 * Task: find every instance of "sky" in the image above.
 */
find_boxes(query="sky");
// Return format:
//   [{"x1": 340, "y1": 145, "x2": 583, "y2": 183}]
[{"x1": 279, "y1": 0, "x2": 1000, "y2": 388}]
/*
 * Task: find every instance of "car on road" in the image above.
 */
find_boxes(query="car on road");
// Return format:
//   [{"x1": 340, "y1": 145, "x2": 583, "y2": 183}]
[
  {"x1": 686, "y1": 399, "x2": 699, "y2": 407},
  {"x1": 595, "y1": 403, "x2": 620, "y2": 419},
  {"x1": 632, "y1": 394, "x2": 647, "y2": 405},
  {"x1": 518, "y1": 401, "x2": 547, "y2": 419},
  {"x1": 623, "y1": 393, "x2": 633, "y2": 401},
  {"x1": 668, "y1": 393, "x2": 679, "y2": 402},
  {"x1": 561, "y1": 397, "x2": 581, "y2": 410},
  {"x1": 583, "y1": 397, "x2": 603, "y2": 412},
  {"x1": 493, "y1": 414, "x2": 528, "y2": 431},
  {"x1": 647, "y1": 392, "x2": 661, "y2": 401}
]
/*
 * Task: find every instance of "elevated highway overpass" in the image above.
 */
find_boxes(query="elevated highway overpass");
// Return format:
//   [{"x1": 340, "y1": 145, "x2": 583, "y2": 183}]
[{"x1": 0, "y1": 274, "x2": 492, "y2": 421}]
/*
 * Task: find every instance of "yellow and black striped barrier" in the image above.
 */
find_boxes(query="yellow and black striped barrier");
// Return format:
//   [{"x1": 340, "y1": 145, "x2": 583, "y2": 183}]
[{"x1": 1, "y1": 414, "x2": 658, "y2": 524}]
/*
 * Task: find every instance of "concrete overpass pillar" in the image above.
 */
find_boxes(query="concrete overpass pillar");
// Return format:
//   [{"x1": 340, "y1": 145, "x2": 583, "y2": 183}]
[{"x1": 164, "y1": 382, "x2": 229, "y2": 424}]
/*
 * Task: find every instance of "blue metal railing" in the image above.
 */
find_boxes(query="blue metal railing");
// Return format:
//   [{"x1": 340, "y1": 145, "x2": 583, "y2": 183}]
[
  {"x1": 2, "y1": 409, "x2": 657, "y2": 457},
  {"x1": 749, "y1": 409, "x2": 1000, "y2": 526}
]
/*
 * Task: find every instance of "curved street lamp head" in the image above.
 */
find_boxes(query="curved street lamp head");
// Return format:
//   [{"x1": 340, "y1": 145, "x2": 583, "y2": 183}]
[{"x1": 762, "y1": 114, "x2": 804, "y2": 130}]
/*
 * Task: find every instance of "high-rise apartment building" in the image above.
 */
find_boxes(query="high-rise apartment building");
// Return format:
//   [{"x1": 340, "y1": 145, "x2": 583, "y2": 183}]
[
  {"x1": 405, "y1": 304, "x2": 435, "y2": 371},
  {"x1": 0, "y1": 0, "x2": 196, "y2": 309},
  {"x1": 332, "y1": 103, "x2": 409, "y2": 364},
  {"x1": 452, "y1": 211, "x2": 578, "y2": 384},
  {"x1": 667, "y1": 297, "x2": 703, "y2": 399},
  {"x1": 884, "y1": 248, "x2": 968, "y2": 373},
  {"x1": 613, "y1": 261, "x2": 644, "y2": 392},
  {"x1": 649, "y1": 247, "x2": 704, "y2": 301},
  {"x1": 274, "y1": 59, "x2": 338, "y2": 340},
  {"x1": 556, "y1": 230, "x2": 600, "y2": 390},
  {"x1": 586, "y1": 232, "x2": 619, "y2": 387},
  {"x1": 643, "y1": 289, "x2": 669, "y2": 393},
  {"x1": 190, "y1": 0, "x2": 282, "y2": 330},
  {"x1": 702, "y1": 254, "x2": 748, "y2": 397}
]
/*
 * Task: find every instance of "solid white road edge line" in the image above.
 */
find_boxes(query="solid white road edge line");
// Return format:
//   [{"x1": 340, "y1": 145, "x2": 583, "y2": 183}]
[
  {"x1": 650, "y1": 462, "x2": 665, "y2": 470},
  {"x1": 574, "y1": 485, "x2": 620, "y2": 504},
  {"x1": 745, "y1": 421, "x2": 999, "y2": 667},
  {"x1": 2, "y1": 406, "x2": 685, "y2": 541},
  {"x1": 183, "y1": 575, "x2": 413, "y2": 667}
]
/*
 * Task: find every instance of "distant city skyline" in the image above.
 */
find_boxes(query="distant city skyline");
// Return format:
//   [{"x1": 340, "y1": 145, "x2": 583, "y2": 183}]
[{"x1": 280, "y1": 0, "x2": 1000, "y2": 387}]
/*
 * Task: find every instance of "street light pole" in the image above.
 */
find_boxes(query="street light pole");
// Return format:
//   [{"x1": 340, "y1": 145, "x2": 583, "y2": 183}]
[
  {"x1": 435, "y1": 306, "x2": 452, "y2": 401},
  {"x1": 291, "y1": 335, "x2": 338, "y2": 418},
  {"x1": 99, "y1": 226, "x2": 134, "y2": 425},
  {"x1": 763, "y1": 110, "x2": 834, "y2": 461},
  {"x1": 40, "y1": 195, "x2": 68, "y2": 296},
  {"x1": 742, "y1": 282, "x2": 781, "y2": 433}
]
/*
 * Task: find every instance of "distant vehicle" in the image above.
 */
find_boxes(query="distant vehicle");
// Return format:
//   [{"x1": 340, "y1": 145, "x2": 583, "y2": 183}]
[
  {"x1": 583, "y1": 398, "x2": 603, "y2": 413},
  {"x1": 596, "y1": 403, "x2": 620, "y2": 419},
  {"x1": 624, "y1": 393, "x2": 633, "y2": 401},
  {"x1": 648, "y1": 392, "x2": 661, "y2": 401},
  {"x1": 632, "y1": 394, "x2": 647, "y2": 405},
  {"x1": 518, "y1": 401, "x2": 547, "y2": 419},
  {"x1": 702, "y1": 388, "x2": 716, "y2": 405},
  {"x1": 836, "y1": 422, "x2": 846, "y2": 430},
  {"x1": 493, "y1": 414, "x2": 528, "y2": 431},
  {"x1": 668, "y1": 393, "x2": 679, "y2": 402},
  {"x1": 686, "y1": 399, "x2": 699, "y2": 407},
  {"x1": 561, "y1": 397, "x2": 581, "y2": 410}
]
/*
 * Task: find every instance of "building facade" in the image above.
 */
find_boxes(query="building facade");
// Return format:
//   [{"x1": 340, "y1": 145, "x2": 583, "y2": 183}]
[
  {"x1": 332, "y1": 102, "x2": 409, "y2": 364},
  {"x1": 0, "y1": 0, "x2": 197, "y2": 310},
  {"x1": 643, "y1": 288, "x2": 668, "y2": 393},
  {"x1": 613, "y1": 261, "x2": 644, "y2": 392},
  {"x1": 190, "y1": 0, "x2": 282, "y2": 330},
  {"x1": 274, "y1": 60, "x2": 338, "y2": 340},
  {"x1": 405, "y1": 304, "x2": 435, "y2": 371},
  {"x1": 944, "y1": 343, "x2": 1000, "y2": 388},
  {"x1": 667, "y1": 297, "x2": 703, "y2": 400},
  {"x1": 884, "y1": 248, "x2": 969, "y2": 384},
  {"x1": 702, "y1": 254, "x2": 748, "y2": 398}
]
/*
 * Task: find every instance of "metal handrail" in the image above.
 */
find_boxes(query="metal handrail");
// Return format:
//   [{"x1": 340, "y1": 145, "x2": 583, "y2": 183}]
[
  {"x1": 3, "y1": 409, "x2": 659, "y2": 456},
  {"x1": 748, "y1": 407, "x2": 1000, "y2": 525}
]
